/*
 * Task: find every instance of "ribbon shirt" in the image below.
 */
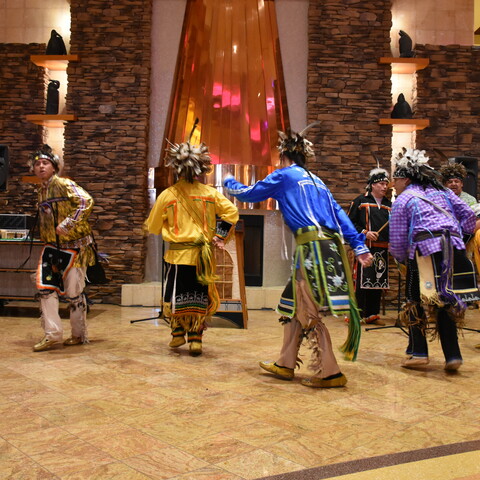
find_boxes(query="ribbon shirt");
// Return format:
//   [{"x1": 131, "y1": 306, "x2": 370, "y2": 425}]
[{"x1": 224, "y1": 165, "x2": 369, "y2": 255}]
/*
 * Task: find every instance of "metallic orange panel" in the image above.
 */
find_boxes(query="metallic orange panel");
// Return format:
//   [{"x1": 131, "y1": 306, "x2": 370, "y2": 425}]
[{"x1": 157, "y1": 0, "x2": 289, "y2": 209}]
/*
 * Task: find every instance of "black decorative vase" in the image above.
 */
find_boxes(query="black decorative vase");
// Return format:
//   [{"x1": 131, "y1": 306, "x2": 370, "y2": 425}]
[
  {"x1": 46, "y1": 80, "x2": 60, "y2": 115},
  {"x1": 46, "y1": 30, "x2": 67, "y2": 55},
  {"x1": 391, "y1": 93, "x2": 413, "y2": 119},
  {"x1": 399, "y1": 30, "x2": 414, "y2": 58}
]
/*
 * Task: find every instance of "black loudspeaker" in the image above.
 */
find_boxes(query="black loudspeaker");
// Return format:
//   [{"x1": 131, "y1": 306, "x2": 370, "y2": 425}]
[
  {"x1": 0, "y1": 145, "x2": 9, "y2": 192},
  {"x1": 450, "y1": 157, "x2": 478, "y2": 199},
  {"x1": 0, "y1": 214, "x2": 35, "y2": 230}
]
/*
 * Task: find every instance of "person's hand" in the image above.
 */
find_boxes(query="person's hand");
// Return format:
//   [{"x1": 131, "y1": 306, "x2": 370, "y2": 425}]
[
  {"x1": 212, "y1": 236, "x2": 225, "y2": 249},
  {"x1": 357, "y1": 252, "x2": 373, "y2": 267},
  {"x1": 222, "y1": 173, "x2": 234, "y2": 185},
  {"x1": 365, "y1": 231, "x2": 378, "y2": 241}
]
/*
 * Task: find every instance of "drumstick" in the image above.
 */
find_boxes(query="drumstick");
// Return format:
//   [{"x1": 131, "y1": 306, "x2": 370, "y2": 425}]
[{"x1": 376, "y1": 220, "x2": 389, "y2": 234}]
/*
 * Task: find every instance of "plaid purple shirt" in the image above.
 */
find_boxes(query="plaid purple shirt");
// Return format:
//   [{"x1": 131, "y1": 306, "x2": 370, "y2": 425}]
[{"x1": 389, "y1": 184, "x2": 477, "y2": 262}]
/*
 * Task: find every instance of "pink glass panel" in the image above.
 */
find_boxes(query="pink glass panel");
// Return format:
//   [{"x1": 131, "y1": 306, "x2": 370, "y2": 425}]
[{"x1": 163, "y1": 0, "x2": 290, "y2": 170}]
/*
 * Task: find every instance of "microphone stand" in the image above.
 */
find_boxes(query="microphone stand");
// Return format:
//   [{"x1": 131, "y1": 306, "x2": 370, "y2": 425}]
[
  {"x1": 130, "y1": 240, "x2": 167, "y2": 324},
  {"x1": 365, "y1": 272, "x2": 408, "y2": 335}
]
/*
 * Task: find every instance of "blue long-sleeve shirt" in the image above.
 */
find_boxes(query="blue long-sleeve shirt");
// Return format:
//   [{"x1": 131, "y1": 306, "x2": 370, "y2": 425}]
[{"x1": 224, "y1": 165, "x2": 369, "y2": 255}]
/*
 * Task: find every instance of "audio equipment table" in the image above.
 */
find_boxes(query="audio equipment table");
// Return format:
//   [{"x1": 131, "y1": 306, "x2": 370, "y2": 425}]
[{"x1": 0, "y1": 240, "x2": 43, "y2": 302}]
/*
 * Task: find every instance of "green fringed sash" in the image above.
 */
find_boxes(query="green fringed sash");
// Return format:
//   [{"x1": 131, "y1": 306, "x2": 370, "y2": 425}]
[
  {"x1": 196, "y1": 236, "x2": 218, "y2": 286},
  {"x1": 335, "y1": 238, "x2": 362, "y2": 362},
  {"x1": 278, "y1": 226, "x2": 362, "y2": 361},
  {"x1": 169, "y1": 238, "x2": 218, "y2": 286}
]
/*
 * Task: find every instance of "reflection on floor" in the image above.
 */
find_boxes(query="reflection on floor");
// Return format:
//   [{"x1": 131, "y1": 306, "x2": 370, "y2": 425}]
[{"x1": 0, "y1": 301, "x2": 479, "y2": 480}]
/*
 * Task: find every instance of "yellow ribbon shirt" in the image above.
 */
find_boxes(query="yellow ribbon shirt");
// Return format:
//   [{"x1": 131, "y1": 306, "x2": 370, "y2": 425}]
[{"x1": 145, "y1": 179, "x2": 239, "y2": 266}]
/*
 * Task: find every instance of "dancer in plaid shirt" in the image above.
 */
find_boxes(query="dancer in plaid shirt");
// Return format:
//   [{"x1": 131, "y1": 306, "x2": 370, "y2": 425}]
[{"x1": 390, "y1": 149, "x2": 480, "y2": 371}]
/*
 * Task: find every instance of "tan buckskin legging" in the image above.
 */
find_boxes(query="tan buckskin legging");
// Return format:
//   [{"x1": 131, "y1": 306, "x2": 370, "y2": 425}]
[{"x1": 276, "y1": 273, "x2": 341, "y2": 378}]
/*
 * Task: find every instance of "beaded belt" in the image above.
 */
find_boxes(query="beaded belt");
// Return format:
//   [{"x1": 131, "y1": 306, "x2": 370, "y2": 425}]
[
  {"x1": 414, "y1": 230, "x2": 460, "y2": 242},
  {"x1": 61, "y1": 235, "x2": 93, "y2": 249}
]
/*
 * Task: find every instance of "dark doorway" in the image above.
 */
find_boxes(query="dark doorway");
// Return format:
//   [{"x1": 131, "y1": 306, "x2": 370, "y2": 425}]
[{"x1": 241, "y1": 215, "x2": 264, "y2": 286}]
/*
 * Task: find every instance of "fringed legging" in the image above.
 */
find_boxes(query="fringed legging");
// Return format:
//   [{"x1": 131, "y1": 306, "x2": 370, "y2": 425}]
[
  {"x1": 276, "y1": 275, "x2": 341, "y2": 378},
  {"x1": 38, "y1": 266, "x2": 88, "y2": 342},
  {"x1": 405, "y1": 257, "x2": 462, "y2": 362}
]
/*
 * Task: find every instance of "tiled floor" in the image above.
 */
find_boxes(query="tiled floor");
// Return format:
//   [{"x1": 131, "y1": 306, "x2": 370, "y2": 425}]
[{"x1": 0, "y1": 301, "x2": 479, "y2": 479}]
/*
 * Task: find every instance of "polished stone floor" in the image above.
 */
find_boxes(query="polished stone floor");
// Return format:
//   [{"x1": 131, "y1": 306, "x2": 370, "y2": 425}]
[{"x1": 0, "y1": 301, "x2": 479, "y2": 479}]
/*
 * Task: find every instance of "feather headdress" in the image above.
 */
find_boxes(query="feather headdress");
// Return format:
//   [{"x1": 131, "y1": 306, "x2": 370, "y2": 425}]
[
  {"x1": 277, "y1": 122, "x2": 319, "y2": 159},
  {"x1": 393, "y1": 148, "x2": 444, "y2": 188},
  {"x1": 439, "y1": 162, "x2": 467, "y2": 182},
  {"x1": 164, "y1": 118, "x2": 212, "y2": 182}
]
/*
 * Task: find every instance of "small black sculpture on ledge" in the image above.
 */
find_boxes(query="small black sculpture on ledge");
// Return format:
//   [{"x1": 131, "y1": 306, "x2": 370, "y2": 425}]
[
  {"x1": 399, "y1": 30, "x2": 414, "y2": 58},
  {"x1": 46, "y1": 80, "x2": 60, "y2": 114},
  {"x1": 46, "y1": 30, "x2": 67, "y2": 55},
  {"x1": 391, "y1": 93, "x2": 413, "y2": 119}
]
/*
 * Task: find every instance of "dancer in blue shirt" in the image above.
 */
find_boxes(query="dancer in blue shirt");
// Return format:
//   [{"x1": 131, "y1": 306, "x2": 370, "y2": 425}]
[{"x1": 224, "y1": 127, "x2": 372, "y2": 388}]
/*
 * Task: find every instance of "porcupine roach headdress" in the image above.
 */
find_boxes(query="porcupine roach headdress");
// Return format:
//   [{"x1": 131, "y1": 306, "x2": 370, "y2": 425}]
[
  {"x1": 393, "y1": 148, "x2": 443, "y2": 188},
  {"x1": 164, "y1": 118, "x2": 213, "y2": 183},
  {"x1": 439, "y1": 162, "x2": 467, "y2": 183},
  {"x1": 277, "y1": 122, "x2": 319, "y2": 162}
]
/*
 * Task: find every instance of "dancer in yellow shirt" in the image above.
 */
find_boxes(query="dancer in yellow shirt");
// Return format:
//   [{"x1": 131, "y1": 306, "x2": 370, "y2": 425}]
[{"x1": 146, "y1": 135, "x2": 238, "y2": 356}]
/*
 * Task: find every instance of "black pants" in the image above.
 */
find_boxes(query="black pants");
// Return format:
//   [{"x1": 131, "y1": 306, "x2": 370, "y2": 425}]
[
  {"x1": 405, "y1": 255, "x2": 462, "y2": 362},
  {"x1": 406, "y1": 307, "x2": 461, "y2": 361},
  {"x1": 355, "y1": 286, "x2": 382, "y2": 318}
]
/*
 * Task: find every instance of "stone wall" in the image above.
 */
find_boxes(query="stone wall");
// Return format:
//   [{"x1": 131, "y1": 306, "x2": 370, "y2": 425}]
[
  {"x1": 0, "y1": 44, "x2": 45, "y2": 214},
  {"x1": 415, "y1": 44, "x2": 480, "y2": 195},
  {"x1": 65, "y1": 0, "x2": 152, "y2": 302},
  {"x1": 307, "y1": 0, "x2": 399, "y2": 307},
  {"x1": 307, "y1": 0, "x2": 393, "y2": 207}
]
